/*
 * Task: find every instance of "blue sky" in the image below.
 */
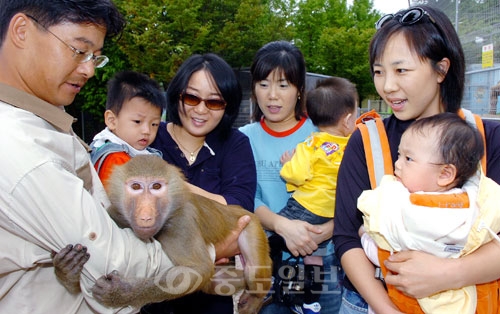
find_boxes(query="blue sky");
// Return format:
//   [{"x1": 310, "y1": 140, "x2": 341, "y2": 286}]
[{"x1": 372, "y1": 0, "x2": 410, "y2": 14}]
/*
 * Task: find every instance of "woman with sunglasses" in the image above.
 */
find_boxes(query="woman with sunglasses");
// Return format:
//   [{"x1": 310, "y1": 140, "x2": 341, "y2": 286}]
[
  {"x1": 333, "y1": 5, "x2": 500, "y2": 314},
  {"x1": 240, "y1": 40, "x2": 343, "y2": 314},
  {"x1": 144, "y1": 53, "x2": 257, "y2": 314}
]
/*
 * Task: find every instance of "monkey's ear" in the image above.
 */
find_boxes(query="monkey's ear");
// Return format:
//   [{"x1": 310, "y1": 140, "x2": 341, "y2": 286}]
[{"x1": 104, "y1": 110, "x2": 118, "y2": 131}]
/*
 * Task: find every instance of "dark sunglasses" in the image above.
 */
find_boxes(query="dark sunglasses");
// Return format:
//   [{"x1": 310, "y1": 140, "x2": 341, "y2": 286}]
[
  {"x1": 180, "y1": 93, "x2": 227, "y2": 111},
  {"x1": 375, "y1": 7, "x2": 436, "y2": 30}
]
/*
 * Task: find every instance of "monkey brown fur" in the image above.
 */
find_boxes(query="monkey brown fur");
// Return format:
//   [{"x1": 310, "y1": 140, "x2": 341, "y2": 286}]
[{"x1": 91, "y1": 154, "x2": 271, "y2": 314}]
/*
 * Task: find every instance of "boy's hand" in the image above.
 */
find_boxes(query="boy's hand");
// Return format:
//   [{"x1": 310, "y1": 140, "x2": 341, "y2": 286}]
[{"x1": 280, "y1": 149, "x2": 295, "y2": 165}]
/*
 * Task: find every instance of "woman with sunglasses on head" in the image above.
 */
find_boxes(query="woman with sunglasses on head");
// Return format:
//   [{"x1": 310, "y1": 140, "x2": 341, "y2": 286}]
[
  {"x1": 333, "y1": 5, "x2": 500, "y2": 314},
  {"x1": 240, "y1": 40, "x2": 343, "y2": 314},
  {"x1": 143, "y1": 53, "x2": 257, "y2": 314}
]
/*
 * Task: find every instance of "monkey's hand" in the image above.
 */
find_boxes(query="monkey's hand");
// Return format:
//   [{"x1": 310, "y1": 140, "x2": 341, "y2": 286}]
[
  {"x1": 52, "y1": 244, "x2": 90, "y2": 294},
  {"x1": 92, "y1": 271, "x2": 141, "y2": 308}
]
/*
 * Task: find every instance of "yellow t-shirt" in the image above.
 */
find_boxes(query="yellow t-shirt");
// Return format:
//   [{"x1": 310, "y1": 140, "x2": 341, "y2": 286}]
[{"x1": 280, "y1": 131, "x2": 350, "y2": 218}]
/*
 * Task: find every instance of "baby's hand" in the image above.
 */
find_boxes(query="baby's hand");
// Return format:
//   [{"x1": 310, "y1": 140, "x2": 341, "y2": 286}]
[
  {"x1": 280, "y1": 149, "x2": 295, "y2": 165},
  {"x1": 358, "y1": 225, "x2": 366, "y2": 238}
]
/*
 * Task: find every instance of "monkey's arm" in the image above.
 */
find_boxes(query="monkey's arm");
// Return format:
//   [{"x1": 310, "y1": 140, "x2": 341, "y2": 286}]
[
  {"x1": 51, "y1": 241, "x2": 218, "y2": 308},
  {"x1": 92, "y1": 271, "x2": 173, "y2": 308},
  {"x1": 91, "y1": 234, "x2": 219, "y2": 308},
  {"x1": 91, "y1": 263, "x2": 246, "y2": 309}
]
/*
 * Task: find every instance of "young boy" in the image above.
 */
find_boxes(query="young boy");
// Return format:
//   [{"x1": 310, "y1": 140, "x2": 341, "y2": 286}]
[
  {"x1": 359, "y1": 113, "x2": 500, "y2": 314},
  {"x1": 270, "y1": 77, "x2": 358, "y2": 314},
  {"x1": 90, "y1": 70, "x2": 165, "y2": 188}
]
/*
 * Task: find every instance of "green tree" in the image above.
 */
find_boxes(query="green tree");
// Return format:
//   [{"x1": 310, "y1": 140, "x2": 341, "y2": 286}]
[
  {"x1": 318, "y1": 26, "x2": 377, "y2": 99},
  {"x1": 72, "y1": 0, "x2": 383, "y2": 138},
  {"x1": 113, "y1": 0, "x2": 287, "y2": 81},
  {"x1": 214, "y1": 0, "x2": 293, "y2": 67},
  {"x1": 114, "y1": 0, "x2": 188, "y2": 84},
  {"x1": 293, "y1": 0, "x2": 380, "y2": 100}
]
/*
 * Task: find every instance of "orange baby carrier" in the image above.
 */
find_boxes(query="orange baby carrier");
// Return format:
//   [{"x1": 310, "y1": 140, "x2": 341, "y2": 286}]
[{"x1": 357, "y1": 109, "x2": 499, "y2": 314}]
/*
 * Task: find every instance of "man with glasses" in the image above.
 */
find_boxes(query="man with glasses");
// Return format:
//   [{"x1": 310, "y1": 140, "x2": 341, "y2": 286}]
[
  {"x1": 26, "y1": 14, "x2": 111, "y2": 69},
  {"x1": 0, "y1": 1, "x2": 247, "y2": 313}
]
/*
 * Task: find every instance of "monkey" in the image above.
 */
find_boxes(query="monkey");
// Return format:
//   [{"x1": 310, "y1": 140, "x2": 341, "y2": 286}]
[{"x1": 55, "y1": 154, "x2": 271, "y2": 314}]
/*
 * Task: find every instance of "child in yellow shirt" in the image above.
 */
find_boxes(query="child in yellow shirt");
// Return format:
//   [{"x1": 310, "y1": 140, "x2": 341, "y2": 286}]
[{"x1": 270, "y1": 77, "x2": 358, "y2": 314}]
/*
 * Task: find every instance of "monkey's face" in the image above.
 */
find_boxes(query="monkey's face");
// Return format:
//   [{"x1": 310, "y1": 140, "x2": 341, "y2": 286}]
[
  {"x1": 107, "y1": 155, "x2": 188, "y2": 241},
  {"x1": 123, "y1": 177, "x2": 170, "y2": 240}
]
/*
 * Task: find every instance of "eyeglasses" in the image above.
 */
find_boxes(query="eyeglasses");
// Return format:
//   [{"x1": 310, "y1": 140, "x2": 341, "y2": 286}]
[
  {"x1": 26, "y1": 15, "x2": 109, "y2": 68},
  {"x1": 375, "y1": 7, "x2": 436, "y2": 30},
  {"x1": 180, "y1": 93, "x2": 227, "y2": 111}
]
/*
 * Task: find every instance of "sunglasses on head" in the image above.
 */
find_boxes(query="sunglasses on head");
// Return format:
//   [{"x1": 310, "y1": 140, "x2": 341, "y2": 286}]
[
  {"x1": 375, "y1": 7, "x2": 436, "y2": 30},
  {"x1": 180, "y1": 93, "x2": 227, "y2": 111}
]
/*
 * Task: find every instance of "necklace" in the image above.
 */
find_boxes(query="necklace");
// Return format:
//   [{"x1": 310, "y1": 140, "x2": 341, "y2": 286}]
[{"x1": 171, "y1": 125, "x2": 204, "y2": 163}]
